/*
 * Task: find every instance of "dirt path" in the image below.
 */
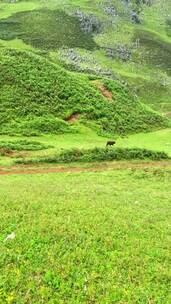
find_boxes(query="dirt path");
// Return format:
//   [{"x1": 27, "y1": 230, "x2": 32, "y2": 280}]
[{"x1": 0, "y1": 161, "x2": 170, "y2": 176}]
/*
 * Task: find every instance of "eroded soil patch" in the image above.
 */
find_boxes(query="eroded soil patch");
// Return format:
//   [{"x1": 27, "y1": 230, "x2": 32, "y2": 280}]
[
  {"x1": 0, "y1": 161, "x2": 170, "y2": 175},
  {"x1": 66, "y1": 113, "x2": 81, "y2": 123},
  {"x1": 92, "y1": 80, "x2": 113, "y2": 100}
]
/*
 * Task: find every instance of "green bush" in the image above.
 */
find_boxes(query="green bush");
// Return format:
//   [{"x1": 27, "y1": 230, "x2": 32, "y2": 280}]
[
  {"x1": 0, "y1": 140, "x2": 52, "y2": 152},
  {"x1": 15, "y1": 147, "x2": 169, "y2": 164},
  {"x1": 0, "y1": 116, "x2": 78, "y2": 136}
]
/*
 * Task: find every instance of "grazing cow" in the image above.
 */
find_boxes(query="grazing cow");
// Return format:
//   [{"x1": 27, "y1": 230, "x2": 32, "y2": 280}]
[{"x1": 106, "y1": 140, "x2": 116, "y2": 148}]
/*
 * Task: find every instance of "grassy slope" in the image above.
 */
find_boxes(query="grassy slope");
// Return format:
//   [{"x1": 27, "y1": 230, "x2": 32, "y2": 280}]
[
  {"x1": 92, "y1": 0, "x2": 171, "y2": 115},
  {"x1": 0, "y1": 0, "x2": 171, "y2": 118},
  {"x1": 0, "y1": 170, "x2": 171, "y2": 303},
  {"x1": 0, "y1": 48, "x2": 167, "y2": 137},
  {"x1": 73, "y1": 0, "x2": 171, "y2": 116}
]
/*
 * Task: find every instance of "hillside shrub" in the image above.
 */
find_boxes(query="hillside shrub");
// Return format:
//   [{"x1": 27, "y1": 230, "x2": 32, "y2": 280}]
[
  {"x1": 15, "y1": 147, "x2": 169, "y2": 164},
  {"x1": 0, "y1": 140, "x2": 52, "y2": 152},
  {"x1": 0, "y1": 116, "x2": 78, "y2": 136},
  {"x1": 0, "y1": 49, "x2": 168, "y2": 136}
]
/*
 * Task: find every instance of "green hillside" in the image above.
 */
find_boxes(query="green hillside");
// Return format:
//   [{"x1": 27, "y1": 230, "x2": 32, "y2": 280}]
[
  {"x1": 0, "y1": 0, "x2": 170, "y2": 135},
  {"x1": 0, "y1": 48, "x2": 167, "y2": 136}
]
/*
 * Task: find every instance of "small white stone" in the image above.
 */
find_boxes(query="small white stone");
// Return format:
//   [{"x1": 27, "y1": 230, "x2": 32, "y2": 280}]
[{"x1": 5, "y1": 232, "x2": 16, "y2": 242}]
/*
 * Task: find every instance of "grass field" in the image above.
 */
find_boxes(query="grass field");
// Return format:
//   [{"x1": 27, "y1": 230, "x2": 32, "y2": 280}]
[
  {"x1": 0, "y1": 127, "x2": 170, "y2": 167},
  {"x1": 0, "y1": 169, "x2": 171, "y2": 303}
]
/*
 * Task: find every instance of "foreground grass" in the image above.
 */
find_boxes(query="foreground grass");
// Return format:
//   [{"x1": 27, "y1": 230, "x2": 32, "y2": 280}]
[{"x1": 0, "y1": 169, "x2": 171, "y2": 303}]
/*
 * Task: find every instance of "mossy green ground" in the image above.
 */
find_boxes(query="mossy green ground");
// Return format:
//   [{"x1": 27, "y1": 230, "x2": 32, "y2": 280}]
[{"x1": 0, "y1": 169, "x2": 171, "y2": 303}]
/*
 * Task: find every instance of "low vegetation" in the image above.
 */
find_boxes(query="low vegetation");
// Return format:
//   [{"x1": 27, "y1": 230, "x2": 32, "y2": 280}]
[
  {"x1": 134, "y1": 29, "x2": 171, "y2": 76},
  {"x1": 0, "y1": 49, "x2": 168, "y2": 137},
  {"x1": 0, "y1": 169, "x2": 170, "y2": 303},
  {"x1": 0, "y1": 0, "x2": 171, "y2": 119},
  {"x1": 0, "y1": 140, "x2": 52, "y2": 152},
  {"x1": 0, "y1": 9, "x2": 98, "y2": 51},
  {"x1": 15, "y1": 147, "x2": 169, "y2": 165},
  {"x1": 0, "y1": 116, "x2": 77, "y2": 136}
]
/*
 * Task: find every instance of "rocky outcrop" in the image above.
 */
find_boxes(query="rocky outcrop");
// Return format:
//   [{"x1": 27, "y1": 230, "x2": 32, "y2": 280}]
[{"x1": 75, "y1": 10, "x2": 102, "y2": 34}]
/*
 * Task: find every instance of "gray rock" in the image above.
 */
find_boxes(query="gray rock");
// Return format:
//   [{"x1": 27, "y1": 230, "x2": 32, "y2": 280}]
[{"x1": 75, "y1": 10, "x2": 102, "y2": 34}]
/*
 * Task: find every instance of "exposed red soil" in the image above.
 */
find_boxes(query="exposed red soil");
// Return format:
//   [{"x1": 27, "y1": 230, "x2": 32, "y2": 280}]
[
  {"x1": 0, "y1": 148, "x2": 15, "y2": 157},
  {"x1": 0, "y1": 161, "x2": 170, "y2": 176},
  {"x1": 66, "y1": 113, "x2": 80, "y2": 123},
  {"x1": 92, "y1": 80, "x2": 113, "y2": 100}
]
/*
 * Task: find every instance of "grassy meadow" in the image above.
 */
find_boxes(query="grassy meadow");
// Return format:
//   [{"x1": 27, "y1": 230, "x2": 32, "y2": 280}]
[
  {"x1": 0, "y1": 127, "x2": 171, "y2": 167},
  {"x1": 0, "y1": 169, "x2": 171, "y2": 303}
]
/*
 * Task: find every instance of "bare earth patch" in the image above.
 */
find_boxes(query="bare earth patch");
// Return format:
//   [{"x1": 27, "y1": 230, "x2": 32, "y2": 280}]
[
  {"x1": 0, "y1": 161, "x2": 171, "y2": 175},
  {"x1": 66, "y1": 113, "x2": 80, "y2": 123},
  {"x1": 92, "y1": 80, "x2": 113, "y2": 100}
]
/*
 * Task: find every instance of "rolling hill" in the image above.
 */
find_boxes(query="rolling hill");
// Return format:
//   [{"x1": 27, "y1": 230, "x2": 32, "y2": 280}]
[
  {"x1": 0, "y1": 48, "x2": 167, "y2": 136},
  {"x1": 0, "y1": 0, "x2": 170, "y2": 135}
]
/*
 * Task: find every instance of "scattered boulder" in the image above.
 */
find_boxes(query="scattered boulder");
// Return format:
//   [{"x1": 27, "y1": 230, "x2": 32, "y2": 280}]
[
  {"x1": 131, "y1": 10, "x2": 141, "y2": 24},
  {"x1": 105, "y1": 45, "x2": 132, "y2": 61},
  {"x1": 75, "y1": 10, "x2": 102, "y2": 34}
]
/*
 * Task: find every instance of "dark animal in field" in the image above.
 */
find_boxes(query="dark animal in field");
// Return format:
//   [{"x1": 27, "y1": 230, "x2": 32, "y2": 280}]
[{"x1": 106, "y1": 140, "x2": 116, "y2": 147}]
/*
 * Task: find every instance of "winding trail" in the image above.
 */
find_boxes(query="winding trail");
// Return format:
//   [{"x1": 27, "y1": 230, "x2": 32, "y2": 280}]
[{"x1": 0, "y1": 161, "x2": 170, "y2": 176}]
